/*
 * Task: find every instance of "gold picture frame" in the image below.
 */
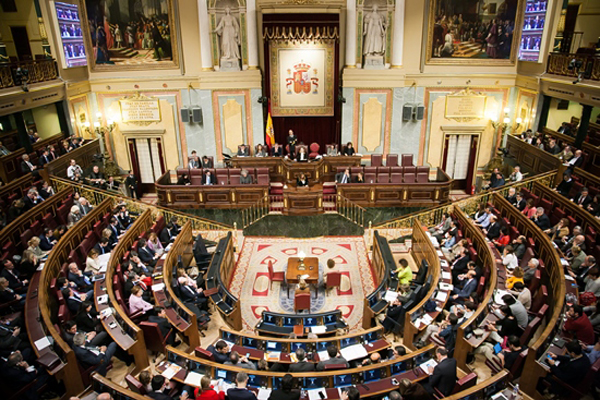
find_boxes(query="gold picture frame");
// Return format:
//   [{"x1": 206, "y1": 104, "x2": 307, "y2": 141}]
[
  {"x1": 79, "y1": 0, "x2": 180, "y2": 71},
  {"x1": 426, "y1": 0, "x2": 525, "y2": 65}
]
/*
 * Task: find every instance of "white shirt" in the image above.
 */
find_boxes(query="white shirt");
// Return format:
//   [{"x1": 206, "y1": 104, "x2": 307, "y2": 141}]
[{"x1": 67, "y1": 165, "x2": 83, "y2": 179}]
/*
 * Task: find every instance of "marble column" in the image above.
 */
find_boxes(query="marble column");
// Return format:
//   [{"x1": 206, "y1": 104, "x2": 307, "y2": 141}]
[
  {"x1": 345, "y1": 0, "x2": 357, "y2": 68},
  {"x1": 198, "y1": 0, "x2": 213, "y2": 71},
  {"x1": 391, "y1": 0, "x2": 404, "y2": 68},
  {"x1": 246, "y1": 0, "x2": 259, "y2": 69}
]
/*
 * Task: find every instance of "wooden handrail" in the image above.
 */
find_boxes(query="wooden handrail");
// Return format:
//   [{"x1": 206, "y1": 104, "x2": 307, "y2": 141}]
[{"x1": 219, "y1": 325, "x2": 383, "y2": 344}]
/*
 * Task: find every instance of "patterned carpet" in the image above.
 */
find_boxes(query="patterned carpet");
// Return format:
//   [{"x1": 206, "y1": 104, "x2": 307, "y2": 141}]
[{"x1": 228, "y1": 236, "x2": 376, "y2": 332}]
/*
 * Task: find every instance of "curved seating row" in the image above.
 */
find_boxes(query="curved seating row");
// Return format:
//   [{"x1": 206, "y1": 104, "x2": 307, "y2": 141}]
[
  {"x1": 256, "y1": 310, "x2": 347, "y2": 337},
  {"x1": 0, "y1": 173, "x2": 38, "y2": 215},
  {"x1": 34, "y1": 197, "x2": 113, "y2": 396}
]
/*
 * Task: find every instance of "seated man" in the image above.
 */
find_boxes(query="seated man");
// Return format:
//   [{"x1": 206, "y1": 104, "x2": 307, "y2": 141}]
[
  {"x1": 0, "y1": 260, "x2": 28, "y2": 293},
  {"x1": 237, "y1": 144, "x2": 250, "y2": 157},
  {"x1": 572, "y1": 187, "x2": 592, "y2": 208},
  {"x1": 271, "y1": 143, "x2": 283, "y2": 157},
  {"x1": 62, "y1": 287, "x2": 87, "y2": 314},
  {"x1": 20, "y1": 154, "x2": 38, "y2": 176},
  {"x1": 138, "y1": 238, "x2": 159, "y2": 268},
  {"x1": 224, "y1": 351, "x2": 257, "y2": 370},
  {"x1": 0, "y1": 277, "x2": 24, "y2": 309},
  {"x1": 188, "y1": 150, "x2": 200, "y2": 169},
  {"x1": 202, "y1": 170, "x2": 216, "y2": 185},
  {"x1": 227, "y1": 372, "x2": 257, "y2": 400},
  {"x1": 201, "y1": 156, "x2": 213, "y2": 168},
  {"x1": 72, "y1": 332, "x2": 117, "y2": 376},
  {"x1": 316, "y1": 345, "x2": 349, "y2": 370},
  {"x1": 62, "y1": 320, "x2": 108, "y2": 347},
  {"x1": 88, "y1": 165, "x2": 106, "y2": 188},
  {"x1": 382, "y1": 298, "x2": 405, "y2": 334},
  {"x1": 105, "y1": 176, "x2": 120, "y2": 191},
  {"x1": 207, "y1": 340, "x2": 230, "y2": 363},
  {"x1": 335, "y1": 168, "x2": 351, "y2": 184},
  {"x1": 178, "y1": 277, "x2": 208, "y2": 310},
  {"x1": 563, "y1": 304, "x2": 595, "y2": 345},
  {"x1": 288, "y1": 348, "x2": 315, "y2": 372},
  {"x1": 543, "y1": 340, "x2": 591, "y2": 397},
  {"x1": 66, "y1": 159, "x2": 83, "y2": 181},
  {"x1": 448, "y1": 270, "x2": 477, "y2": 306},
  {"x1": 67, "y1": 262, "x2": 93, "y2": 291},
  {"x1": 423, "y1": 347, "x2": 457, "y2": 397},
  {"x1": 148, "y1": 307, "x2": 179, "y2": 346}
]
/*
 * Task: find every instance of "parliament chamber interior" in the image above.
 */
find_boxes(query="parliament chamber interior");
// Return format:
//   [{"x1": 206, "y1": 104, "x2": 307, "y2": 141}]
[{"x1": 1, "y1": 0, "x2": 600, "y2": 399}]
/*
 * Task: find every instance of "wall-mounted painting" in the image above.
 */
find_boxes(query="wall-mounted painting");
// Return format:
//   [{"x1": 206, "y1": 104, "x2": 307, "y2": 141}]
[
  {"x1": 80, "y1": 0, "x2": 179, "y2": 71},
  {"x1": 426, "y1": 0, "x2": 524, "y2": 65}
]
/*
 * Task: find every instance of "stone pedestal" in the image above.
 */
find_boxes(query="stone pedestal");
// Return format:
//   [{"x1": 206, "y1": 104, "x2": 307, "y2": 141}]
[
  {"x1": 220, "y1": 58, "x2": 241, "y2": 71},
  {"x1": 363, "y1": 55, "x2": 385, "y2": 69}
]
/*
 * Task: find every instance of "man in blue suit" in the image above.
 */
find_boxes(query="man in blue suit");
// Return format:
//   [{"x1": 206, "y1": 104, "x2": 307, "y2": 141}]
[
  {"x1": 72, "y1": 332, "x2": 117, "y2": 376},
  {"x1": 449, "y1": 270, "x2": 477, "y2": 306}
]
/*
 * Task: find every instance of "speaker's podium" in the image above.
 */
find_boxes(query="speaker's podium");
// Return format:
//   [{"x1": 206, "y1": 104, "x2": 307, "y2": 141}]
[{"x1": 282, "y1": 183, "x2": 324, "y2": 216}]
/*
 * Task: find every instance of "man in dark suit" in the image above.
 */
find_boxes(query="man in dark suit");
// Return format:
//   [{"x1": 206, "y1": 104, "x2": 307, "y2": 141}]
[
  {"x1": 72, "y1": 332, "x2": 117, "y2": 376},
  {"x1": 268, "y1": 374, "x2": 301, "y2": 400},
  {"x1": 2, "y1": 351, "x2": 53, "y2": 397},
  {"x1": 514, "y1": 193, "x2": 526, "y2": 211},
  {"x1": 201, "y1": 156, "x2": 213, "y2": 168},
  {"x1": 531, "y1": 208, "x2": 551, "y2": 231},
  {"x1": 316, "y1": 345, "x2": 349, "y2": 370},
  {"x1": 93, "y1": 238, "x2": 110, "y2": 256},
  {"x1": 289, "y1": 348, "x2": 315, "y2": 372},
  {"x1": 449, "y1": 270, "x2": 477, "y2": 306},
  {"x1": 335, "y1": 168, "x2": 352, "y2": 184},
  {"x1": 556, "y1": 173, "x2": 574, "y2": 197},
  {"x1": 38, "y1": 149, "x2": 52, "y2": 166},
  {"x1": 484, "y1": 216, "x2": 501, "y2": 240},
  {"x1": 22, "y1": 189, "x2": 43, "y2": 211},
  {"x1": 202, "y1": 170, "x2": 216, "y2": 185},
  {"x1": 178, "y1": 277, "x2": 208, "y2": 310},
  {"x1": 237, "y1": 144, "x2": 250, "y2": 157},
  {"x1": 0, "y1": 260, "x2": 28, "y2": 292},
  {"x1": 207, "y1": 340, "x2": 230, "y2": 363},
  {"x1": 138, "y1": 238, "x2": 159, "y2": 268},
  {"x1": 566, "y1": 149, "x2": 584, "y2": 171},
  {"x1": 227, "y1": 372, "x2": 257, "y2": 400},
  {"x1": 39, "y1": 228, "x2": 57, "y2": 251},
  {"x1": 160, "y1": 223, "x2": 177, "y2": 245},
  {"x1": 572, "y1": 188, "x2": 593, "y2": 208},
  {"x1": 109, "y1": 217, "x2": 122, "y2": 243},
  {"x1": 505, "y1": 188, "x2": 518, "y2": 205},
  {"x1": 424, "y1": 347, "x2": 457, "y2": 397},
  {"x1": 382, "y1": 298, "x2": 405, "y2": 333},
  {"x1": 451, "y1": 249, "x2": 470, "y2": 284},
  {"x1": 148, "y1": 307, "x2": 177, "y2": 346},
  {"x1": 125, "y1": 170, "x2": 139, "y2": 199},
  {"x1": 271, "y1": 143, "x2": 283, "y2": 157},
  {"x1": 62, "y1": 320, "x2": 108, "y2": 347},
  {"x1": 67, "y1": 263, "x2": 92, "y2": 292},
  {"x1": 20, "y1": 154, "x2": 38, "y2": 176},
  {"x1": 147, "y1": 375, "x2": 176, "y2": 400},
  {"x1": 62, "y1": 287, "x2": 85, "y2": 314}
]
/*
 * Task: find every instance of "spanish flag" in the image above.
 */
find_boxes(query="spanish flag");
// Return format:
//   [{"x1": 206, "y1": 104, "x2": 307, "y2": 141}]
[{"x1": 265, "y1": 100, "x2": 275, "y2": 148}]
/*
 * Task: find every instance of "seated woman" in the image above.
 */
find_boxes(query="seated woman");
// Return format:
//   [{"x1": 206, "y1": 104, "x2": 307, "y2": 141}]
[
  {"x1": 342, "y1": 142, "x2": 355, "y2": 156},
  {"x1": 506, "y1": 267, "x2": 525, "y2": 290},
  {"x1": 147, "y1": 232, "x2": 165, "y2": 257},
  {"x1": 353, "y1": 171, "x2": 364, "y2": 183},
  {"x1": 502, "y1": 245, "x2": 519, "y2": 271},
  {"x1": 522, "y1": 198, "x2": 537, "y2": 218},
  {"x1": 296, "y1": 173, "x2": 309, "y2": 187},
  {"x1": 85, "y1": 249, "x2": 102, "y2": 275},
  {"x1": 129, "y1": 286, "x2": 154, "y2": 315},
  {"x1": 394, "y1": 259, "x2": 413, "y2": 288},
  {"x1": 492, "y1": 227, "x2": 511, "y2": 252},
  {"x1": 240, "y1": 169, "x2": 253, "y2": 184},
  {"x1": 177, "y1": 174, "x2": 191, "y2": 185},
  {"x1": 255, "y1": 144, "x2": 267, "y2": 157},
  {"x1": 27, "y1": 237, "x2": 48, "y2": 259},
  {"x1": 296, "y1": 147, "x2": 309, "y2": 162},
  {"x1": 546, "y1": 217, "x2": 569, "y2": 246}
]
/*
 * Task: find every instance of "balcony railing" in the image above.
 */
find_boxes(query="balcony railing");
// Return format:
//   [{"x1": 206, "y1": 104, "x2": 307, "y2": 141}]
[
  {"x1": 0, "y1": 59, "x2": 59, "y2": 89},
  {"x1": 547, "y1": 52, "x2": 600, "y2": 81}
]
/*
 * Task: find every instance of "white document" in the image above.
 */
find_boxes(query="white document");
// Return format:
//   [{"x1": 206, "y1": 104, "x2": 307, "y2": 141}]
[
  {"x1": 100, "y1": 308, "x2": 113, "y2": 318},
  {"x1": 560, "y1": 258, "x2": 569, "y2": 266},
  {"x1": 439, "y1": 283, "x2": 453, "y2": 291},
  {"x1": 565, "y1": 274, "x2": 575, "y2": 281},
  {"x1": 161, "y1": 363, "x2": 181, "y2": 380},
  {"x1": 97, "y1": 295, "x2": 108, "y2": 305},
  {"x1": 494, "y1": 290, "x2": 512, "y2": 305},
  {"x1": 160, "y1": 253, "x2": 168, "y2": 260},
  {"x1": 340, "y1": 343, "x2": 368, "y2": 361},
  {"x1": 436, "y1": 250, "x2": 444, "y2": 257},
  {"x1": 419, "y1": 359, "x2": 438, "y2": 375},
  {"x1": 36, "y1": 263, "x2": 45, "y2": 271},
  {"x1": 257, "y1": 388, "x2": 272, "y2": 400},
  {"x1": 421, "y1": 314, "x2": 434, "y2": 326},
  {"x1": 34, "y1": 337, "x2": 51, "y2": 351},
  {"x1": 308, "y1": 388, "x2": 327, "y2": 400},
  {"x1": 440, "y1": 260, "x2": 449, "y2": 267},
  {"x1": 184, "y1": 371, "x2": 203, "y2": 387},
  {"x1": 152, "y1": 283, "x2": 165, "y2": 292},
  {"x1": 311, "y1": 325, "x2": 327, "y2": 334},
  {"x1": 317, "y1": 350, "x2": 330, "y2": 361},
  {"x1": 441, "y1": 271, "x2": 452, "y2": 280},
  {"x1": 435, "y1": 291, "x2": 448, "y2": 302},
  {"x1": 384, "y1": 290, "x2": 398, "y2": 302}
]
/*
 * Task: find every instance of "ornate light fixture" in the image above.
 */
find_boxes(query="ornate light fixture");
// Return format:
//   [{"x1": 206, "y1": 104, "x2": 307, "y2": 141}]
[
  {"x1": 489, "y1": 107, "x2": 511, "y2": 134},
  {"x1": 298, "y1": 250, "x2": 306, "y2": 270}
]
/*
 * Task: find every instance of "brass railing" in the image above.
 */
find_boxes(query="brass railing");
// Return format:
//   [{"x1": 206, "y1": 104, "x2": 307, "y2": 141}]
[
  {"x1": 334, "y1": 194, "x2": 366, "y2": 228},
  {"x1": 547, "y1": 52, "x2": 600, "y2": 81},
  {"x1": 241, "y1": 195, "x2": 272, "y2": 228},
  {"x1": 0, "y1": 59, "x2": 59, "y2": 89},
  {"x1": 49, "y1": 176, "x2": 233, "y2": 235},
  {"x1": 375, "y1": 170, "x2": 558, "y2": 230}
]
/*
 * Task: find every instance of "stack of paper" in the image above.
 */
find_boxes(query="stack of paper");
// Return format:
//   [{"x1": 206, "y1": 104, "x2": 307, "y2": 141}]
[
  {"x1": 161, "y1": 363, "x2": 182, "y2": 379},
  {"x1": 257, "y1": 388, "x2": 272, "y2": 400},
  {"x1": 307, "y1": 388, "x2": 327, "y2": 400},
  {"x1": 265, "y1": 351, "x2": 281, "y2": 362},
  {"x1": 441, "y1": 271, "x2": 452, "y2": 280},
  {"x1": 151, "y1": 283, "x2": 165, "y2": 292},
  {"x1": 435, "y1": 291, "x2": 448, "y2": 302},
  {"x1": 439, "y1": 283, "x2": 453, "y2": 291},
  {"x1": 317, "y1": 350, "x2": 330, "y2": 361},
  {"x1": 421, "y1": 314, "x2": 434, "y2": 325},
  {"x1": 340, "y1": 344, "x2": 368, "y2": 361},
  {"x1": 494, "y1": 290, "x2": 512, "y2": 305},
  {"x1": 184, "y1": 371, "x2": 203, "y2": 386},
  {"x1": 440, "y1": 260, "x2": 449, "y2": 267},
  {"x1": 436, "y1": 250, "x2": 444, "y2": 257},
  {"x1": 419, "y1": 359, "x2": 438, "y2": 375},
  {"x1": 384, "y1": 290, "x2": 399, "y2": 302},
  {"x1": 311, "y1": 326, "x2": 327, "y2": 334},
  {"x1": 97, "y1": 294, "x2": 109, "y2": 304},
  {"x1": 34, "y1": 337, "x2": 51, "y2": 351}
]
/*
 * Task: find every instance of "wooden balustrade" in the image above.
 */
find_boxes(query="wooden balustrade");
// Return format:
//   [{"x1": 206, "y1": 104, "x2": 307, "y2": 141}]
[
  {"x1": 540, "y1": 127, "x2": 600, "y2": 176},
  {"x1": 42, "y1": 139, "x2": 101, "y2": 180},
  {"x1": 547, "y1": 52, "x2": 600, "y2": 81},
  {"x1": 506, "y1": 135, "x2": 564, "y2": 184},
  {"x1": 37, "y1": 198, "x2": 113, "y2": 397}
]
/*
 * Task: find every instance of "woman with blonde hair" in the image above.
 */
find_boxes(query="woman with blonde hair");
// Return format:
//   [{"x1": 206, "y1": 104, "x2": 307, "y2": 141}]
[
  {"x1": 194, "y1": 375, "x2": 224, "y2": 400},
  {"x1": 20, "y1": 250, "x2": 39, "y2": 278},
  {"x1": 27, "y1": 237, "x2": 48, "y2": 259},
  {"x1": 147, "y1": 232, "x2": 164, "y2": 256},
  {"x1": 522, "y1": 198, "x2": 537, "y2": 218},
  {"x1": 85, "y1": 249, "x2": 101, "y2": 275}
]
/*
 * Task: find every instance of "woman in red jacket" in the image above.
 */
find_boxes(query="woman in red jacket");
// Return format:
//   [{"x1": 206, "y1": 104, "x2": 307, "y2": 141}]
[{"x1": 195, "y1": 376, "x2": 225, "y2": 400}]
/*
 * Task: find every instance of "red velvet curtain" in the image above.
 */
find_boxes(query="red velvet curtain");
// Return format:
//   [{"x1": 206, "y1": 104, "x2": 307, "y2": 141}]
[{"x1": 262, "y1": 14, "x2": 341, "y2": 151}]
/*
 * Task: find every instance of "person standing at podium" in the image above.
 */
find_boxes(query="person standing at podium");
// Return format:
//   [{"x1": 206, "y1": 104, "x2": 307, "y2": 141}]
[
  {"x1": 296, "y1": 173, "x2": 308, "y2": 187},
  {"x1": 287, "y1": 130, "x2": 297, "y2": 156}
]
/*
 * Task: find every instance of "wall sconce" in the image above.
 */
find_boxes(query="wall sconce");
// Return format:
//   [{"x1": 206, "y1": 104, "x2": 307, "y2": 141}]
[
  {"x1": 514, "y1": 117, "x2": 523, "y2": 130},
  {"x1": 83, "y1": 113, "x2": 117, "y2": 156},
  {"x1": 490, "y1": 107, "x2": 511, "y2": 134}
]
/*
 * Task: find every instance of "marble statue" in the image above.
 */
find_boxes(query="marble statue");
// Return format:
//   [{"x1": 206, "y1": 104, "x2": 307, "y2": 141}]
[
  {"x1": 214, "y1": 7, "x2": 241, "y2": 70},
  {"x1": 363, "y1": 5, "x2": 386, "y2": 56}
]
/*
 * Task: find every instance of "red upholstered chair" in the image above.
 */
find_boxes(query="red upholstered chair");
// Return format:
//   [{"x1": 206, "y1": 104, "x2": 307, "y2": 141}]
[
  {"x1": 538, "y1": 198, "x2": 553, "y2": 214},
  {"x1": 350, "y1": 167, "x2": 363, "y2": 175},
  {"x1": 530, "y1": 285, "x2": 548, "y2": 315},
  {"x1": 295, "y1": 292, "x2": 311, "y2": 312},
  {"x1": 390, "y1": 173, "x2": 402, "y2": 184},
  {"x1": 404, "y1": 166, "x2": 416, "y2": 174},
  {"x1": 309, "y1": 143, "x2": 320, "y2": 158},
  {"x1": 176, "y1": 168, "x2": 190, "y2": 180},
  {"x1": 364, "y1": 166, "x2": 377, "y2": 175},
  {"x1": 267, "y1": 261, "x2": 285, "y2": 289},
  {"x1": 20, "y1": 229, "x2": 33, "y2": 249},
  {"x1": 417, "y1": 166, "x2": 430, "y2": 176},
  {"x1": 195, "y1": 347, "x2": 215, "y2": 361},
  {"x1": 229, "y1": 168, "x2": 241, "y2": 183},
  {"x1": 256, "y1": 167, "x2": 269, "y2": 176},
  {"x1": 257, "y1": 174, "x2": 269, "y2": 185},
  {"x1": 326, "y1": 272, "x2": 342, "y2": 295},
  {"x1": 371, "y1": 154, "x2": 383, "y2": 167},
  {"x1": 324, "y1": 363, "x2": 347, "y2": 370},
  {"x1": 42, "y1": 213, "x2": 58, "y2": 230},
  {"x1": 390, "y1": 166, "x2": 402, "y2": 174},
  {"x1": 386, "y1": 154, "x2": 398, "y2": 167},
  {"x1": 215, "y1": 168, "x2": 229, "y2": 185},
  {"x1": 190, "y1": 168, "x2": 203, "y2": 185},
  {"x1": 125, "y1": 375, "x2": 146, "y2": 395},
  {"x1": 403, "y1": 173, "x2": 416, "y2": 183},
  {"x1": 401, "y1": 154, "x2": 414, "y2": 166},
  {"x1": 365, "y1": 173, "x2": 376, "y2": 184},
  {"x1": 416, "y1": 172, "x2": 429, "y2": 183},
  {"x1": 377, "y1": 166, "x2": 390, "y2": 174},
  {"x1": 520, "y1": 317, "x2": 542, "y2": 346},
  {"x1": 377, "y1": 172, "x2": 389, "y2": 183},
  {"x1": 140, "y1": 321, "x2": 172, "y2": 354},
  {"x1": 29, "y1": 220, "x2": 42, "y2": 236}
]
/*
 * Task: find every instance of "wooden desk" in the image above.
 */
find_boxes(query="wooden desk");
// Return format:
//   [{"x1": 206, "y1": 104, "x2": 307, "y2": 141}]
[
  {"x1": 283, "y1": 184, "x2": 323, "y2": 215},
  {"x1": 286, "y1": 257, "x2": 319, "y2": 284}
]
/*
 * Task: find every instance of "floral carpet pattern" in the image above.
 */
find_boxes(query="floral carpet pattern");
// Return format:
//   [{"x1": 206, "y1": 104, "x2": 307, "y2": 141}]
[{"x1": 228, "y1": 236, "x2": 376, "y2": 332}]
